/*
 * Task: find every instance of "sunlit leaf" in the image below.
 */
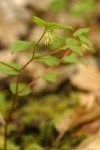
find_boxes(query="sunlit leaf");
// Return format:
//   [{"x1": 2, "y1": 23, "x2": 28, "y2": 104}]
[
  {"x1": 79, "y1": 35, "x2": 92, "y2": 46},
  {"x1": 44, "y1": 72, "x2": 56, "y2": 82},
  {"x1": 10, "y1": 83, "x2": 31, "y2": 96},
  {"x1": 73, "y1": 28, "x2": 90, "y2": 37},
  {"x1": 33, "y1": 16, "x2": 47, "y2": 26},
  {"x1": 11, "y1": 40, "x2": 35, "y2": 54},
  {"x1": 0, "y1": 62, "x2": 21, "y2": 75},
  {"x1": 69, "y1": 45, "x2": 83, "y2": 55},
  {"x1": 63, "y1": 54, "x2": 82, "y2": 64},
  {"x1": 35, "y1": 56, "x2": 60, "y2": 66},
  {"x1": 60, "y1": 38, "x2": 77, "y2": 50},
  {"x1": 47, "y1": 22, "x2": 73, "y2": 30},
  {"x1": 60, "y1": 39, "x2": 83, "y2": 55},
  {"x1": 33, "y1": 16, "x2": 73, "y2": 30},
  {"x1": 50, "y1": 37, "x2": 66, "y2": 49}
]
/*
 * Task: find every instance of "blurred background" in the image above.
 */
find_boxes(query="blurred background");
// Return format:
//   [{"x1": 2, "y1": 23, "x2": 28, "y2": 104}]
[{"x1": 0, "y1": 0, "x2": 100, "y2": 149}]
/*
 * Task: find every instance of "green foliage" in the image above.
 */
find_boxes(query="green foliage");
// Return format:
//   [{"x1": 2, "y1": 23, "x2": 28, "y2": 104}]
[
  {"x1": 43, "y1": 72, "x2": 56, "y2": 82},
  {"x1": 33, "y1": 16, "x2": 73, "y2": 30},
  {"x1": 36, "y1": 55, "x2": 60, "y2": 66},
  {"x1": 79, "y1": 35, "x2": 92, "y2": 46},
  {"x1": 0, "y1": 62, "x2": 21, "y2": 75},
  {"x1": 10, "y1": 83, "x2": 31, "y2": 96},
  {"x1": 73, "y1": 28, "x2": 93, "y2": 52},
  {"x1": 63, "y1": 53, "x2": 82, "y2": 64},
  {"x1": 11, "y1": 40, "x2": 35, "y2": 54},
  {"x1": 73, "y1": 28, "x2": 90, "y2": 37},
  {"x1": 33, "y1": 16, "x2": 47, "y2": 27},
  {"x1": 68, "y1": 43, "x2": 83, "y2": 56},
  {"x1": 47, "y1": 22, "x2": 73, "y2": 30},
  {"x1": 61, "y1": 38, "x2": 83, "y2": 55},
  {"x1": 0, "y1": 15, "x2": 93, "y2": 150},
  {"x1": 50, "y1": 37, "x2": 66, "y2": 49}
]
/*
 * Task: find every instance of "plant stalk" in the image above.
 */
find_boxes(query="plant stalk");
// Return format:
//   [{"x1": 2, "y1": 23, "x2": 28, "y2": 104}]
[
  {"x1": 3, "y1": 27, "x2": 47, "y2": 150},
  {"x1": 4, "y1": 75, "x2": 20, "y2": 150}
]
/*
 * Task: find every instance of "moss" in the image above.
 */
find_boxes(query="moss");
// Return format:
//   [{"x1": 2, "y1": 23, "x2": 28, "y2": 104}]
[
  {"x1": 0, "y1": 93, "x2": 78, "y2": 149},
  {"x1": 24, "y1": 143, "x2": 42, "y2": 150},
  {"x1": 0, "y1": 136, "x2": 19, "y2": 150},
  {"x1": 20, "y1": 94, "x2": 69, "y2": 126}
]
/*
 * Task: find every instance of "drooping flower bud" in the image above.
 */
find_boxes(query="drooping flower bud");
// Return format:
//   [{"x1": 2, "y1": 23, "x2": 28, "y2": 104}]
[{"x1": 44, "y1": 29, "x2": 61, "y2": 45}]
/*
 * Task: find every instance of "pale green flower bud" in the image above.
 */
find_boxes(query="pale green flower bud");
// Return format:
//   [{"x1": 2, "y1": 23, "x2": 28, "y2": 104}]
[{"x1": 44, "y1": 29, "x2": 61, "y2": 45}]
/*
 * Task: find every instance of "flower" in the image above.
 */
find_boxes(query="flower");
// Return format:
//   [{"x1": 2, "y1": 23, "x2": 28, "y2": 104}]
[{"x1": 44, "y1": 29, "x2": 61, "y2": 45}]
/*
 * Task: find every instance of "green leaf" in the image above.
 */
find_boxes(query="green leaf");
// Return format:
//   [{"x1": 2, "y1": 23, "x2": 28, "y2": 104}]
[
  {"x1": 60, "y1": 38, "x2": 73, "y2": 50},
  {"x1": 50, "y1": 37, "x2": 66, "y2": 49},
  {"x1": 10, "y1": 83, "x2": 31, "y2": 96},
  {"x1": 11, "y1": 40, "x2": 35, "y2": 54},
  {"x1": 0, "y1": 62, "x2": 21, "y2": 75},
  {"x1": 35, "y1": 56, "x2": 60, "y2": 66},
  {"x1": 44, "y1": 72, "x2": 56, "y2": 82},
  {"x1": 47, "y1": 22, "x2": 73, "y2": 30},
  {"x1": 79, "y1": 35, "x2": 92, "y2": 46},
  {"x1": 63, "y1": 54, "x2": 82, "y2": 64},
  {"x1": 32, "y1": 16, "x2": 73, "y2": 30},
  {"x1": 73, "y1": 28, "x2": 90, "y2": 37},
  {"x1": 60, "y1": 39, "x2": 83, "y2": 55},
  {"x1": 32, "y1": 16, "x2": 47, "y2": 26},
  {"x1": 69, "y1": 45, "x2": 83, "y2": 55}
]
